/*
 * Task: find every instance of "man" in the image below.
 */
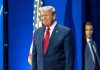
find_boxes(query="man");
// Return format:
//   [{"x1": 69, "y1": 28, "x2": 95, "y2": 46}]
[
  {"x1": 32, "y1": 6, "x2": 75, "y2": 70},
  {"x1": 82, "y1": 21, "x2": 100, "y2": 70}
]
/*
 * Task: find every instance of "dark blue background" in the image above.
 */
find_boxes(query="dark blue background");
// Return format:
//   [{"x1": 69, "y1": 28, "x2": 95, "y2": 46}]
[{"x1": 91, "y1": 0, "x2": 100, "y2": 56}]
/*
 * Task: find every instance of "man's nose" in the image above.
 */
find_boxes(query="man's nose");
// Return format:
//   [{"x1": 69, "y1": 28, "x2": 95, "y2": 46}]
[{"x1": 43, "y1": 16, "x2": 47, "y2": 20}]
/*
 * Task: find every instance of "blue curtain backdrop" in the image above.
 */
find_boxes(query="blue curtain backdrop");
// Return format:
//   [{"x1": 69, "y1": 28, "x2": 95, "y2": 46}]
[
  {"x1": 0, "y1": 0, "x2": 3, "y2": 69},
  {"x1": 89, "y1": 0, "x2": 100, "y2": 56},
  {"x1": 8, "y1": 0, "x2": 33, "y2": 70},
  {"x1": 8, "y1": 0, "x2": 82, "y2": 70}
]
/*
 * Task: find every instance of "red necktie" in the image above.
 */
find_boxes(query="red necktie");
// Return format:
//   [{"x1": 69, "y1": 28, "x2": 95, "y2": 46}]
[{"x1": 43, "y1": 27, "x2": 50, "y2": 55}]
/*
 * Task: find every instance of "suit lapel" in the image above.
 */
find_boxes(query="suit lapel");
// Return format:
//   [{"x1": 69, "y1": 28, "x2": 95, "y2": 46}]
[
  {"x1": 39, "y1": 26, "x2": 46, "y2": 56},
  {"x1": 44, "y1": 24, "x2": 59, "y2": 56},
  {"x1": 92, "y1": 41, "x2": 100, "y2": 69}
]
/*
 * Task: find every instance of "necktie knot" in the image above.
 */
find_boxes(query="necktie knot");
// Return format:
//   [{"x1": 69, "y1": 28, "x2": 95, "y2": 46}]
[{"x1": 47, "y1": 27, "x2": 50, "y2": 31}]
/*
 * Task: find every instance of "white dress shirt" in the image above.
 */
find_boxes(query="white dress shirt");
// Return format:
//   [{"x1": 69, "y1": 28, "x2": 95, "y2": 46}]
[
  {"x1": 44, "y1": 21, "x2": 57, "y2": 39},
  {"x1": 86, "y1": 38, "x2": 95, "y2": 63}
]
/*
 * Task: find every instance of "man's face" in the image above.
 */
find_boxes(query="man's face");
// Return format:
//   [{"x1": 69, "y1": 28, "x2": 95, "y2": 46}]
[
  {"x1": 41, "y1": 9, "x2": 55, "y2": 27},
  {"x1": 85, "y1": 25, "x2": 93, "y2": 39}
]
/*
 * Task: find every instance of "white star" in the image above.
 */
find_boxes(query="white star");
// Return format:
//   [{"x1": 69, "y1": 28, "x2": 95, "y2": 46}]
[
  {"x1": 33, "y1": 23, "x2": 34, "y2": 26},
  {"x1": 34, "y1": 11, "x2": 36, "y2": 14},
  {"x1": 35, "y1": 0, "x2": 38, "y2": 2},
  {"x1": 40, "y1": 2, "x2": 43, "y2": 5},
  {"x1": 33, "y1": 16, "x2": 35, "y2": 20},
  {"x1": 34, "y1": 4, "x2": 36, "y2": 8}
]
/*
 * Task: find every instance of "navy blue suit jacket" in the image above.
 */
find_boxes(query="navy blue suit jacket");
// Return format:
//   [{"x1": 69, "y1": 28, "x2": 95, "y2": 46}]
[
  {"x1": 82, "y1": 39, "x2": 100, "y2": 70},
  {"x1": 32, "y1": 24, "x2": 75, "y2": 70}
]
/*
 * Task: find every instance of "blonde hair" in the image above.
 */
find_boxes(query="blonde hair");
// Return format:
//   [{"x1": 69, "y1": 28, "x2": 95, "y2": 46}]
[{"x1": 39, "y1": 6, "x2": 56, "y2": 15}]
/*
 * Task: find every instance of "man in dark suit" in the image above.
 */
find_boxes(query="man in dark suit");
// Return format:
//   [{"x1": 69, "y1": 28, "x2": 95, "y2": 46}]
[
  {"x1": 32, "y1": 6, "x2": 75, "y2": 70},
  {"x1": 82, "y1": 21, "x2": 100, "y2": 70}
]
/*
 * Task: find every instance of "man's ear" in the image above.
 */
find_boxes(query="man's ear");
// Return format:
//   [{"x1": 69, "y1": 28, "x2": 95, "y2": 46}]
[{"x1": 53, "y1": 14, "x2": 56, "y2": 20}]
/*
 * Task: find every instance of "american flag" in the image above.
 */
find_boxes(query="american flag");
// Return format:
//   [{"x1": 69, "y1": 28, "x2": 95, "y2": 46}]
[{"x1": 28, "y1": 0, "x2": 43, "y2": 65}]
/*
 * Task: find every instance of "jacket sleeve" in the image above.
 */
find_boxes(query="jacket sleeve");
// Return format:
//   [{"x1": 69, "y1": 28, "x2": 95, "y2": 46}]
[
  {"x1": 32, "y1": 32, "x2": 37, "y2": 70},
  {"x1": 64, "y1": 29, "x2": 75, "y2": 70}
]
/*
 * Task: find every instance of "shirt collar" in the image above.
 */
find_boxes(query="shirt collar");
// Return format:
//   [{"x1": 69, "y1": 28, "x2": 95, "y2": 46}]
[
  {"x1": 86, "y1": 38, "x2": 92, "y2": 43},
  {"x1": 46, "y1": 21, "x2": 57, "y2": 31}
]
